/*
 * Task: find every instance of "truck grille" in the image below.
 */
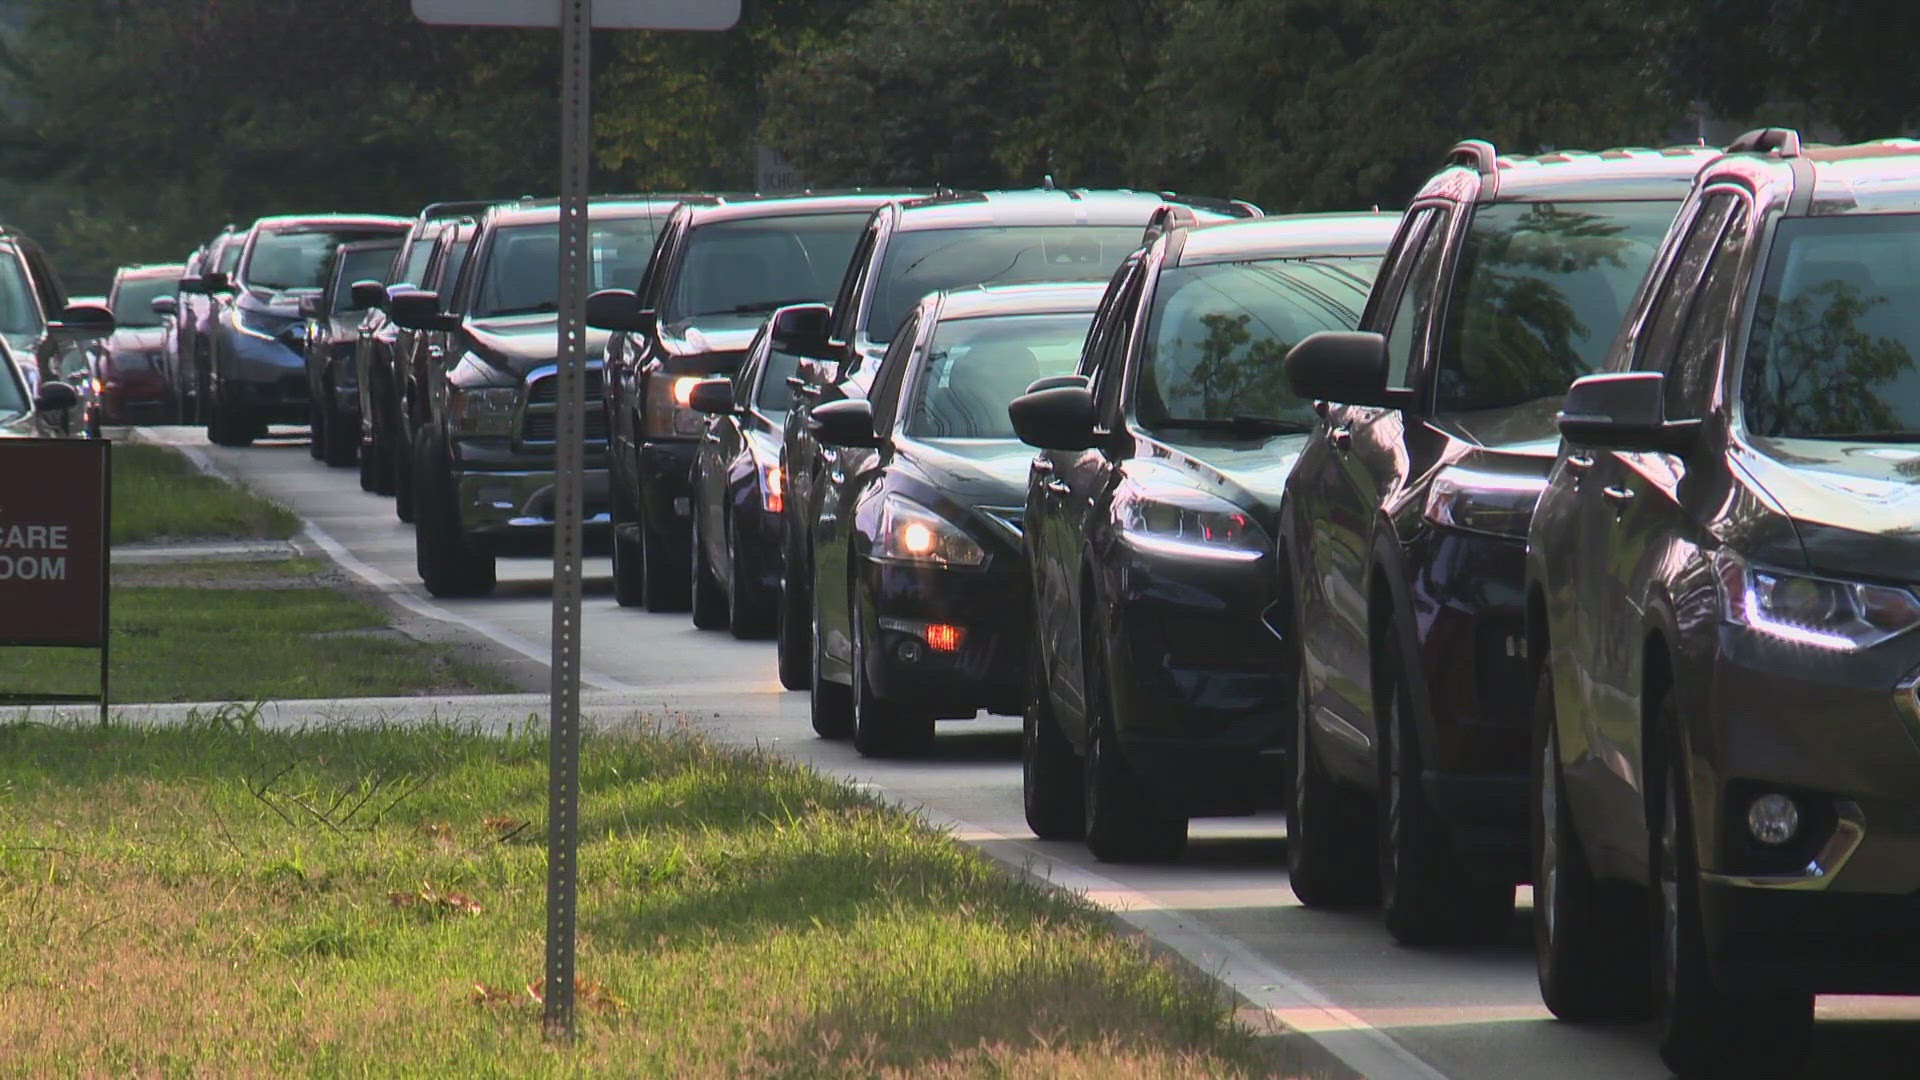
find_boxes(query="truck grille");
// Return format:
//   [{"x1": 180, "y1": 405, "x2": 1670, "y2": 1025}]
[
  {"x1": 519, "y1": 364, "x2": 609, "y2": 446},
  {"x1": 526, "y1": 368, "x2": 605, "y2": 404}
]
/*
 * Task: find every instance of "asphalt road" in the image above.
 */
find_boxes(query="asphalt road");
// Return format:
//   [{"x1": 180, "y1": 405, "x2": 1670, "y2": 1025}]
[{"x1": 142, "y1": 426, "x2": 1920, "y2": 1080}]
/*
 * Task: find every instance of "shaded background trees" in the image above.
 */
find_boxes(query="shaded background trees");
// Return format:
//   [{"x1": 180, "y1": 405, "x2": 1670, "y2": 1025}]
[{"x1": 0, "y1": 0, "x2": 1911, "y2": 290}]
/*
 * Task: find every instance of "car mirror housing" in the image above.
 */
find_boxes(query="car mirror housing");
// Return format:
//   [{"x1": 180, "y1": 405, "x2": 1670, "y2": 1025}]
[
  {"x1": 1008, "y1": 384, "x2": 1098, "y2": 451},
  {"x1": 687, "y1": 377, "x2": 736, "y2": 415},
  {"x1": 584, "y1": 289, "x2": 655, "y2": 334},
  {"x1": 770, "y1": 303, "x2": 833, "y2": 359},
  {"x1": 387, "y1": 289, "x2": 456, "y2": 332},
  {"x1": 48, "y1": 303, "x2": 116, "y2": 338},
  {"x1": 1024, "y1": 373, "x2": 1089, "y2": 395},
  {"x1": 1557, "y1": 371, "x2": 1701, "y2": 454},
  {"x1": 349, "y1": 280, "x2": 389, "y2": 311},
  {"x1": 177, "y1": 275, "x2": 207, "y2": 295},
  {"x1": 201, "y1": 270, "x2": 234, "y2": 293},
  {"x1": 1283, "y1": 330, "x2": 1415, "y2": 410},
  {"x1": 34, "y1": 380, "x2": 78, "y2": 412},
  {"x1": 809, "y1": 397, "x2": 880, "y2": 448},
  {"x1": 149, "y1": 295, "x2": 178, "y2": 319}
]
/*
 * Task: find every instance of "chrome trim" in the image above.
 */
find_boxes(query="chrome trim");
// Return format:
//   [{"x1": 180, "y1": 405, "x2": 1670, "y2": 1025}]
[
  {"x1": 517, "y1": 360, "x2": 607, "y2": 446},
  {"x1": 1313, "y1": 705, "x2": 1372, "y2": 754},
  {"x1": 1701, "y1": 799, "x2": 1866, "y2": 891},
  {"x1": 1894, "y1": 665, "x2": 1920, "y2": 749}
]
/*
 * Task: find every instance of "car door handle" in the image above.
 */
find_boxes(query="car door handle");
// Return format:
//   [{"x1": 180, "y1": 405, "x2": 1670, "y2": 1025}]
[
  {"x1": 1565, "y1": 453, "x2": 1594, "y2": 474},
  {"x1": 1324, "y1": 425, "x2": 1352, "y2": 451},
  {"x1": 701, "y1": 431, "x2": 723, "y2": 444},
  {"x1": 1042, "y1": 477, "x2": 1070, "y2": 495},
  {"x1": 1603, "y1": 485, "x2": 1635, "y2": 510}
]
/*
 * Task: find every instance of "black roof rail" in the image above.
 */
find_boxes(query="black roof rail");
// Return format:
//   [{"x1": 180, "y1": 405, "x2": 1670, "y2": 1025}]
[
  {"x1": 1725, "y1": 127, "x2": 1802, "y2": 157},
  {"x1": 419, "y1": 199, "x2": 510, "y2": 220},
  {"x1": 1444, "y1": 139, "x2": 1498, "y2": 176},
  {"x1": 1140, "y1": 205, "x2": 1199, "y2": 246}
]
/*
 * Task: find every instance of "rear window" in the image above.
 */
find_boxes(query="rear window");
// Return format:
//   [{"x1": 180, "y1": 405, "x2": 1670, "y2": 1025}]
[
  {"x1": 244, "y1": 228, "x2": 404, "y2": 291},
  {"x1": 110, "y1": 276, "x2": 175, "y2": 327},
  {"x1": 905, "y1": 311, "x2": 1092, "y2": 439},
  {"x1": 867, "y1": 226, "x2": 1141, "y2": 344}
]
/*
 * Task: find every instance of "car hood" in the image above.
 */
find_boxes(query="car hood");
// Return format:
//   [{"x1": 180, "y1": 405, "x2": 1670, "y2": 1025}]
[
  {"x1": 462, "y1": 313, "x2": 612, "y2": 377},
  {"x1": 1735, "y1": 436, "x2": 1920, "y2": 582},
  {"x1": 238, "y1": 287, "x2": 316, "y2": 320},
  {"x1": 1130, "y1": 430, "x2": 1310, "y2": 531},
  {"x1": 896, "y1": 437, "x2": 1033, "y2": 506},
  {"x1": 107, "y1": 326, "x2": 168, "y2": 352}
]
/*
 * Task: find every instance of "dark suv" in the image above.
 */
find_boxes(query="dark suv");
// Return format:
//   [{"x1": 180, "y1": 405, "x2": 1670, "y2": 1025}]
[
  {"x1": 303, "y1": 238, "x2": 401, "y2": 466},
  {"x1": 201, "y1": 214, "x2": 410, "y2": 447},
  {"x1": 388, "y1": 196, "x2": 677, "y2": 597},
  {"x1": 1279, "y1": 142, "x2": 1714, "y2": 944},
  {"x1": 590, "y1": 191, "x2": 918, "y2": 612},
  {"x1": 1527, "y1": 131, "x2": 1920, "y2": 1074}
]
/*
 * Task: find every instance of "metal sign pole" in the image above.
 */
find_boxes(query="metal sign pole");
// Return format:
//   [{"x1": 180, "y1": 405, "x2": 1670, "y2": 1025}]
[{"x1": 545, "y1": 0, "x2": 591, "y2": 1042}]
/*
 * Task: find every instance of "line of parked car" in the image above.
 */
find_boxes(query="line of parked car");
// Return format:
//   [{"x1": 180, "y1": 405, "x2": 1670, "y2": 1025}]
[{"x1": 71, "y1": 127, "x2": 1920, "y2": 1077}]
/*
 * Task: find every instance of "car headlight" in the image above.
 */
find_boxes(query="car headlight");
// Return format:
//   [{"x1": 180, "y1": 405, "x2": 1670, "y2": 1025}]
[
  {"x1": 230, "y1": 307, "x2": 295, "y2": 342},
  {"x1": 743, "y1": 439, "x2": 785, "y2": 514},
  {"x1": 1423, "y1": 466, "x2": 1546, "y2": 539},
  {"x1": 449, "y1": 386, "x2": 518, "y2": 437},
  {"x1": 1115, "y1": 487, "x2": 1267, "y2": 563},
  {"x1": 1715, "y1": 551, "x2": 1920, "y2": 652},
  {"x1": 875, "y1": 493, "x2": 985, "y2": 566},
  {"x1": 644, "y1": 373, "x2": 706, "y2": 438}
]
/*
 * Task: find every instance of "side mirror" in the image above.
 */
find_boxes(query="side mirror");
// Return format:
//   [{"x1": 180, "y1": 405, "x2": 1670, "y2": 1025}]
[
  {"x1": 149, "y1": 295, "x2": 178, "y2": 319},
  {"x1": 387, "y1": 290, "x2": 457, "y2": 332},
  {"x1": 1008, "y1": 384, "x2": 1097, "y2": 451},
  {"x1": 584, "y1": 289, "x2": 655, "y2": 333},
  {"x1": 809, "y1": 397, "x2": 880, "y2": 448},
  {"x1": 349, "y1": 280, "x2": 388, "y2": 311},
  {"x1": 1025, "y1": 373, "x2": 1088, "y2": 395},
  {"x1": 770, "y1": 303, "x2": 833, "y2": 358},
  {"x1": 34, "y1": 381, "x2": 78, "y2": 412},
  {"x1": 48, "y1": 303, "x2": 116, "y2": 338},
  {"x1": 1283, "y1": 330, "x2": 1415, "y2": 410},
  {"x1": 177, "y1": 275, "x2": 207, "y2": 295},
  {"x1": 687, "y1": 377, "x2": 736, "y2": 415},
  {"x1": 1557, "y1": 371, "x2": 1701, "y2": 454},
  {"x1": 202, "y1": 270, "x2": 234, "y2": 293}
]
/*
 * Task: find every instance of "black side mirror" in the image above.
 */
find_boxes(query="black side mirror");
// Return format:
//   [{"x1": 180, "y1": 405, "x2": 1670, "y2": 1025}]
[
  {"x1": 387, "y1": 290, "x2": 457, "y2": 332},
  {"x1": 201, "y1": 270, "x2": 234, "y2": 293},
  {"x1": 809, "y1": 397, "x2": 880, "y2": 448},
  {"x1": 771, "y1": 303, "x2": 833, "y2": 358},
  {"x1": 687, "y1": 378, "x2": 736, "y2": 415},
  {"x1": 1557, "y1": 371, "x2": 1701, "y2": 454},
  {"x1": 1025, "y1": 373, "x2": 1088, "y2": 395},
  {"x1": 1008, "y1": 384, "x2": 1098, "y2": 451},
  {"x1": 34, "y1": 381, "x2": 78, "y2": 412},
  {"x1": 48, "y1": 303, "x2": 116, "y2": 337},
  {"x1": 349, "y1": 280, "x2": 388, "y2": 311},
  {"x1": 1283, "y1": 330, "x2": 1415, "y2": 410},
  {"x1": 149, "y1": 295, "x2": 178, "y2": 319},
  {"x1": 584, "y1": 289, "x2": 655, "y2": 334},
  {"x1": 177, "y1": 275, "x2": 207, "y2": 295}
]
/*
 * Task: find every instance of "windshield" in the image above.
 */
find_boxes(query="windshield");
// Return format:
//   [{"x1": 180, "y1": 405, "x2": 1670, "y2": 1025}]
[
  {"x1": 1741, "y1": 214, "x2": 1920, "y2": 439},
  {"x1": 663, "y1": 212, "x2": 870, "y2": 323},
  {"x1": 243, "y1": 228, "x2": 402, "y2": 292},
  {"x1": 395, "y1": 236, "x2": 435, "y2": 287},
  {"x1": 110, "y1": 275, "x2": 175, "y2": 327},
  {"x1": 333, "y1": 246, "x2": 399, "y2": 311},
  {"x1": 471, "y1": 216, "x2": 662, "y2": 318},
  {"x1": 1435, "y1": 200, "x2": 1678, "y2": 413},
  {"x1": 0, "y1": 344, "x2": 26, "y2": 418},
  {"x1": 216, "y1": 241, "x2": 242, "y2": 275},
  {"x1": 868, "y1": 226, "x2": 1142, "y2": 345},
  {"x1": 905, "y1": 312, "x2": 1092, "y2": 438},
  {"x1": 1135, "y1": 256, "x2": 1381, "y2": 433},
  {"x1": 0, "y1": 253, "x2": 43, "y2": 336}
]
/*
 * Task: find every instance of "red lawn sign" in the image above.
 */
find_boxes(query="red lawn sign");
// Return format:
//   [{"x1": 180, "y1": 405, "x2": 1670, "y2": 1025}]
[{"x1": 0, "y1": 438, "x2": 109, "y2": 718}]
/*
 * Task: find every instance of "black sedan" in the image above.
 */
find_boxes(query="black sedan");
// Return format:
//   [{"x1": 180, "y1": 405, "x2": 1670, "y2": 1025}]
[
  {"x1": 806, "y1": 281, "x2": 1104, "y2": 756},
  {"x1": 303, "y1": 237, "x2": 400, "y2": 466},
  {"x1": 1009, "y1": 212, "x2": 1396, "y2": 862},
  {"x1": 685, "y1": 304, "x2": 823, "y2": 639}
]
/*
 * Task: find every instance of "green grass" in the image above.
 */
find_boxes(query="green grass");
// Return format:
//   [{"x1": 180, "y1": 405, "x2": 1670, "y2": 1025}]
[
  {"x1": 112, "y1": 443, "x2": 299, "y2": 544},
  {"x1": 0, "y1": 717, "x2": 1272, "y2": 1076},
  {"x1": 0, "y1": 566, "x2": 512, "y2": 701}
]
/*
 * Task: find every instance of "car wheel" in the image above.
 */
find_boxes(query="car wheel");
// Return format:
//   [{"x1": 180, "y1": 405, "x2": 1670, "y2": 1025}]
[
  {"x1": 850, "y1": 585, "x2": 933, "y2": 758},
  {"x1": 320, "y1": 399, "x2": 357, "y2": 468},
  {"x1": 412, "y1": 427, "x2": 496, "y2": 598},
  {"x1": 609, "y1": 476, "x2": 644, "y2": 607},
  {"x1": 1288, "y1": 675, "x2": 1380, "y2": 907},
  {"x1": 1377, "y1": 631, "x2": 1515, "y2": 946},
  {"x1": 639, "y1": 498, "x2": 691, "y2": 613},
  {"x1": 191, "y1": 357, "x2": 210, "y2": 425},
  {"x1": 1651, "y1": 693, "x2": 1812, "y2": 1077},
  {"x1": 727, "y1": 518, "x2": 775, "y2": 639},
  {"x1": 1533, "y1": 666, "x2": 1648, "y2": 1020},
  {"x1": 808, "y1": 576, "x2": 853, "y2": 740},
  {"x1": 206, "y1": 393, "x2": 255, "y2": 448},
  {"x1": 357, "y1": 429, "x2": 381, "y2": 491},
  {"x1": 393, "y1": 419, "x2": 416, "y2": 522},
  {"x1": 776, "y1": 523, "x2": 812, "y2": 690},
  {"x1": 1022, "y1": 614, "x2": 1083, "y2": 840},
  {"x1": 1081, "y1": 614, "x2": 1186, "y2": 863},
  {"x1": 307, "y1": 397, "x2": 326, "y2": 460},
  {"x1": 690, "y1": 510, "x2": 728, "y2": 630}
]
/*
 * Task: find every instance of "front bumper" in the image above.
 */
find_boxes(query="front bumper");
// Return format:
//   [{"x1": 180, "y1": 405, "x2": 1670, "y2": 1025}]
[
  {"x1": 452, "y1": 437, "x2": 611, "y2": 539},
  {"x1": 856, "y1": 557, "x2": 1027, "y2": 718},
  {"x1": 638, "y1": 439, "x2": 696, "y2": 537}
]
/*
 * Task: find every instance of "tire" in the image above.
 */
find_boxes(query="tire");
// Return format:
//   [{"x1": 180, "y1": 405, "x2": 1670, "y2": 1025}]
[
  {"x1": 307, "y1": 395, "x2": 325, "y2": 459},
  {"x1": 639, "y1": 498, "x2": 691, "y2": 613},
  {"x1": 1651, "y1": 694, "x2": 1812, "y2": 1077},
  {"x1": 412, "y1": 427, "x2": 496, "y2": 598},
  {"x1": 369, "y1": 396, "x2": 399, "y2": 496},
  {"x1": 776, "y1": 523, "x2": 812, "y2": 690},
  {"x1": 394, "y1": 413, "x2": 416, "y2": 524},
  {"x1": 1081, "y1": 614, "x2": 1187, "y2": 862},
  {"x1": 358, "y1": 431, "x2": 382, "y2": 491},
  {"x1": 191, "y1": 357, "x2": 210, "y2": 425},
  {"x1": 726, "y1": 518, "x2": 775, "y2": 639},
  {"x1": 1289, "y1": 676, "x2": 1381, "y2": 907},
  {"x1": 690, "y1": 510, "x2": 728, "y2": 630},
  {"x1": 808, "y1": 578, "x2": 853, "y2": 740},
  {"x1": 1377, "y1": 631, "x2": 1515, "y2": 946},
  {"x1": 1022, "y1": 617, "x2": 1083, "y2": 840},
  {"x1": 850, "y1": 586, "x2": 934, "y2": 758},
  {"x1": 319, "y1": 397, "x2": 357, "y2": 467},
  {"x1": 1533, "y1": 667, "x2": 1648, "y2": 1021},
  {"x1": 206, "y1": 392, "x2": 256, "y2": 448}
]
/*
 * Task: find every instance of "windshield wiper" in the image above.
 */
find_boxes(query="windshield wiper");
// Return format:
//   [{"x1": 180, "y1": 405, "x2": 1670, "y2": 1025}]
[
  {"x1": 1148, "y1": 415, "x2": 1313, "y2": 436},
  {"x1": 697, "y1": 298, "x2": 820, "y2": 317},
  {"x1": 1796, "y1": 431, "x2": 1920, "y2": 443},
  {"x1": 482, "y1": 302, "x2": 558, "y2": 317}
]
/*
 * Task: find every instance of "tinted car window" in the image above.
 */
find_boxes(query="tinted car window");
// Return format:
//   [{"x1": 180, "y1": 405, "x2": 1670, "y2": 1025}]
[
  {"x1": 868, "y1": 226, "x2": 1142, "y2": 345},
  {"x1": 245, "y1": 229, "x2": 400, "y2": 291},
  {"x1": 217, "y1": 242, "x2": 243, "y2": 274},
  {"x1": 1435, "y1": 200, "x2": 1676, "y2": 412},
  {"x1": 0, "y1": 347, "x2": 26, "y2": 417},
  {"x1": 397, "y1": 239, "x2": 436, "y2": 286},
  {"x1": 757, "y1": 347, "x2": 805, "y2": 414},
  {"x1": 111, "y1": 276, "x2": 174, "y2": 327},
  {"x1": 0, "y1": 254, "x2": 42, "y2": 336},
  {"x1": 1740, "y1": 213, "x2": 1920, "y2": 438},
  {"x1": 473, "y1": 218, "x2": 661, "y2": 317},
  {"x1": 1135, "y1": 256, "x2": 1380, "y2": 431},
  {"x1": 906, "y1": 312, "x2": 1092, "y2": 438},
  {"x1": 333, "y1": 246, "x2": 399, "y2": 311},
  {"x1": 661, "y1": 212, "x2": 871, "y2": 322}
]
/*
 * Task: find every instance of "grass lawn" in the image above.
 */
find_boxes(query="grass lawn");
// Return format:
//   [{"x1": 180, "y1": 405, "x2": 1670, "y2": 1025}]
[
  {"x1": 0, "y1": 717, "x2": 1274, "y2": 1076},
  {"x1": 112, "y1": 442, "x2": 299, "y2": 544},
  {"x1": 0, "y1": 560, "x2": 512, "y2": 702}
]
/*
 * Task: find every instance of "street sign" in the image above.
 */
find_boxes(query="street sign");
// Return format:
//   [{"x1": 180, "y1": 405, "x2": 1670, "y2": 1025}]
[
  {"x1": 0, "y1": 438, "x2": 111, "y2": 724},
  {"x1": 411, "y1": 0, "x2": 739, "y2": 29}
]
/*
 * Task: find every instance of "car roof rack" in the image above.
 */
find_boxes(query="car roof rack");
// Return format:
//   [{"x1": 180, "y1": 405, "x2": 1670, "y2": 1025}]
[
  {"x1": 420, "y1": 199, "x2": 509, "y2": 219},
  {"x1": 1725, "y1": 127, "x2": 1802, "y2": 158},
  {"x1": 1140, "y1": 204, "x2": 1199, "y2": 246},
  {"x1": 1444, "y1": 139, "x2": 1499, "y2": 176}
]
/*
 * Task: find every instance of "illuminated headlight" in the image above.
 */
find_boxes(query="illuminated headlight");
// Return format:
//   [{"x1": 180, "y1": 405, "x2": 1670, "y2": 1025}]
[
  {"x1": 449, "y1": 386, "x2": 518, "y2": 437},
  {"x1": 1116, "y1": 487, "x2": 1267, "y2": 563},
  {"x1": 230, "y1": 307, "x2": 295, "y2": 342},
  {"x1": 875, "y1": 493, "x2": 985, "y2": 567},
  {"x1": 1423, "y1": 466, "x2": 1546, "y2": 539},
  {"x1": 1715, "y1": 551, "x2": 1920, "y2": 652},
  {"x1": 644, "y1": 374, "x2": 706, "y2": 438}
]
